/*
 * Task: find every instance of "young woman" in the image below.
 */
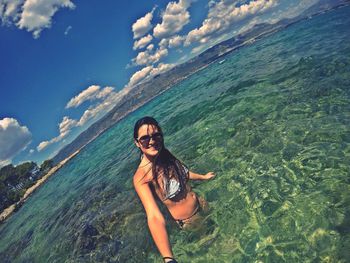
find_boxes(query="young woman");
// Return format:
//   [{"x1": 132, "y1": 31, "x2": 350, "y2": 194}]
[{"x1": 133, "y1": 116, "x2": 215, "y2": 263}]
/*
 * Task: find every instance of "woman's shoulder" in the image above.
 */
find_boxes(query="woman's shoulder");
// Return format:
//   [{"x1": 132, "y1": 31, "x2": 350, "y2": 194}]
[{"x1": 133, "y1": 165, "x2": 153, "y2": 185}]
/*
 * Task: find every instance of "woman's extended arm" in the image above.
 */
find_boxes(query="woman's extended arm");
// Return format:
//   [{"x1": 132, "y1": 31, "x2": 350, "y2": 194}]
[
  {"x1": 188, "y1": 171, "x2": 215, "y2": 180},
  {"x1": 133, "y1": 170, "x2": 174, "y2": 260}
]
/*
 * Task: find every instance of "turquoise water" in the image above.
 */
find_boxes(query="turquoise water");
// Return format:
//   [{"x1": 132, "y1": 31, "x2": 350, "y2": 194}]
[{"x1": 1, "y1": 5, "x2": 350, "y2": 262}]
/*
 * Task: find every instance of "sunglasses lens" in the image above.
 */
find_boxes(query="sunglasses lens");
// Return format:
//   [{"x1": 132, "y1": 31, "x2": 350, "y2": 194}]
[
  {"x1": 139, "y1": 136, "x2": 151, "y2": 147},
  {"x1": 138, "y1": 133, "x2": 163, "y2": 147},
  {"x1": 153, "y1": 133, "x2": 163, "y2": 141}
]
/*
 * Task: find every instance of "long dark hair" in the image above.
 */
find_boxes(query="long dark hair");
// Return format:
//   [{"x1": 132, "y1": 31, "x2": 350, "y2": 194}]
[{"x1": 134, "y1": 117, "x2": 187, "y2": 197}]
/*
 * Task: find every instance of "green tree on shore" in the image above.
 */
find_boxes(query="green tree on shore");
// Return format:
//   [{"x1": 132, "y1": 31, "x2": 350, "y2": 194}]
[
  {"x1": 0, "y1": 160, "x2": 53, "y2": 212},
  {"x1": 40, "y1": 159, "x2": 54, "y2": 173}
]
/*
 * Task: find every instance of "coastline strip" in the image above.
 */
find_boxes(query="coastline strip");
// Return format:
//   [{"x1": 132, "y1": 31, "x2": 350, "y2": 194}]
[{"x1": 0, "y1": 150, "x2": 80, "y2": 224}]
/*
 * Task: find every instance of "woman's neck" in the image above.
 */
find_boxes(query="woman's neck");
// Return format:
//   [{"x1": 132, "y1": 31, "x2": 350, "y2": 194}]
[{"x1": 141, "y1": 153, "x2": 156, "y2": 164}]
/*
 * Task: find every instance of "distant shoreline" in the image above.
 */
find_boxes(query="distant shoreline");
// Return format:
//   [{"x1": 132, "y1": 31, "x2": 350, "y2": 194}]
[{"x1": 0, "y1": 150, "x2": 80, "y2": 224}]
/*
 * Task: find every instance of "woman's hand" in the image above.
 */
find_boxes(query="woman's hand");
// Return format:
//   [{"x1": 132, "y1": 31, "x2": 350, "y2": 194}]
[
  {"x1": 203, "y1": 172, "x2": 215, "y2": 180},
  {"x1": 189, "y1": 171, "x2": 216, "y2": 180}
]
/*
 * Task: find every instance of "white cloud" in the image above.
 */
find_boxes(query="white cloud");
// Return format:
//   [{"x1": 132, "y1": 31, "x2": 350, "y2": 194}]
[
  {"x1": 146, "y1": 43, "x2": 154, "y2": 51},
  {"x1": 168, "y1": 35, "x2": 185, "y2": 48},
  {"x1": 64, "y1": 25, "x2": 72, "y2": 35},
  {"x1": 76, "y1": 86, "x2": 133, "y2": 126},
  {"x1": 0, "y1": 0, "x2": 75, "y2": 38},
  {"x1": 267, "y1": 0, "x2": 319, "y2": 23},
  {"x1": 66, "y1": 85, "x2": 114, "y2": 109},
  {"x1": 0, "y1": 118, "x2": 32, "y2": 162},
  {"x1": 185, "y1": 0, "x2": 278, "y2": 46},
  {"x1": 150, "y1": 47, "x2": 169, "y2": 63},
  {"x1": 153, "y1": 0, "x2": 192, "y2": 39},
  {"x1": 132, "y1": 7, "x2": 156, "y2": 39},
  {"x1": 133, "y1": 51, "x2": 148, "y2": 66},
  {"x1": 158, "y1": 35, "x2": 185, "y2": 49},
  {"x1": 150, "y1": 63, "x2": 174, "y2": 76},
  {"x1": 66, "y1": 85, "x2": 99, "y2": 108},
  {"x1": 127, "y1": 63, "x2": 174, "y2": 87},
  {"x1": 37, "y1": 116, "x2": 77, "y2": 151},
  {"x1": 159, "y1": 38, "x2": 169, "y2": 48},
  {"x1": 128, "y1": 66, "x2": 153, "y2": 87},
  {"x1": 133, "y1": 34, "x2": 153, "y2": 50},
  {"x1": 37, "y1": 140, "x2": 51, "y2": 151},
  {"x1": 0, "y1": 159, "x2": 11, "y2": 168},
  {"x1": 38, "y1": 85, "x2": 121, "y2": 151},
  {"x1": 191, "y1": 44, "x2": 207, "y2": 55},
  {"x1": 96, "y1": 86, "x2": 114, "y2": 99},
  {"x1": 133, "y1": 46, "x2": 168, "y2": 66},
  {"x1": 59, "y1": 116, "x2": 77, "y2": 137},
  {"x1": 77, "y1": 100, "x2": 111, "y2": 126},
  {"x1": 228, "y1": 0, "x2": 277, "y2": 21},
  {"x1": 178, "y1": 54, "x2": 189, "y2": 63},
  {"x1": 0, "y1": 0, "x2": 24, "y2": 23}
]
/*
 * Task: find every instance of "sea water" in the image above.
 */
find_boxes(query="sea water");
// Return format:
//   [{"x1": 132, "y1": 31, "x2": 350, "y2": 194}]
[{"x1": 1, "y1": 5, "x2": 350, "y2": 263}]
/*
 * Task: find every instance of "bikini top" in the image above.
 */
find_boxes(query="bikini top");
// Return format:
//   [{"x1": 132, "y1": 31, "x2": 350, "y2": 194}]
[{"x1": 162, "y1": 162, "x2": 189, "y2": 201}]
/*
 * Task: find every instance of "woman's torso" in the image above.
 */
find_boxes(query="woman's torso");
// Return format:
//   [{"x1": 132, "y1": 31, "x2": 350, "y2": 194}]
[
  {"x1": 139, "y1": 164, "x2": 198, "y2": 220},
  {"x1": 162, "y1": 185, "x2": 198, "y2": 220}
]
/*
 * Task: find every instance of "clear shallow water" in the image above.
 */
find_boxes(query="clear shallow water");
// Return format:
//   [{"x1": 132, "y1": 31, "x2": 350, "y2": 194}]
[{"x1": 1, "y1": 5, "x2": 350, "y2": 263}]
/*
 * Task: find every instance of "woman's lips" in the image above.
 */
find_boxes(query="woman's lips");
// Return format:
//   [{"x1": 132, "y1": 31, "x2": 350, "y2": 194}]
[{"x1": 148, "y1": 144, "x2": 160, "y2": 150}]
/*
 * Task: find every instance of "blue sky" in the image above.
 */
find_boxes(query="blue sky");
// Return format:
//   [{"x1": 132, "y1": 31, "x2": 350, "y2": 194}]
[{"x1": 0, "y1": 0, "x2": 322, "y2": 167}]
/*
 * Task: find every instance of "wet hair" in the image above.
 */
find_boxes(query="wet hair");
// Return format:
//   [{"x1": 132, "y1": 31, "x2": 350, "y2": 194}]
[
  {"x1": 133, "y1": 116, "x2": 162, "y2": 141},
  {"x1": 134, "y1": 116, "x2": 187, "y2": 199}
]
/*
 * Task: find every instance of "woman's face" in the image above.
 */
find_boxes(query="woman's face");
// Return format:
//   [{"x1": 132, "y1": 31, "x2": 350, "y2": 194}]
[{"x1": 135, "y1": 124, "x2": 163, "y2": 156}]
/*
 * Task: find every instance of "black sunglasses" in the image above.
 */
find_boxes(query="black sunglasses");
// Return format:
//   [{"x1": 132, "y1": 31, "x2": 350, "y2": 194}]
[{"x1": 137, "y1": 132, "x2": 163, "y2": 148}]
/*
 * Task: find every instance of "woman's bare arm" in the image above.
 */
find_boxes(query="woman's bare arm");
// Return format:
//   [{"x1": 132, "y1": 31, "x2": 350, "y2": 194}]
[
  {"x1": 133, "y1": 170, "x2": 174, "y2": 259},
  {"x1": 188, "y1": 171, "x2": 215, "y2": 180}
]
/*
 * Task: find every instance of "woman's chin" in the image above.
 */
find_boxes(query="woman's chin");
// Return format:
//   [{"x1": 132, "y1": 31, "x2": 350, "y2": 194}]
[
  {"x1": 145, "y1": 146, "x2": 161, "y2": 156},
  {"x1": 148, "y1": 149, "x2": 160, "y2": 155}
]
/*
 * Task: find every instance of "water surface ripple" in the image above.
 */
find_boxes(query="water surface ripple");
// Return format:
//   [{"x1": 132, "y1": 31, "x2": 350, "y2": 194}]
[{"x1": 1, "y1": 6, "x2": 350, "y2": 263}]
